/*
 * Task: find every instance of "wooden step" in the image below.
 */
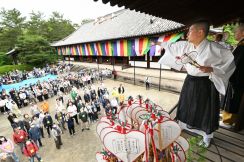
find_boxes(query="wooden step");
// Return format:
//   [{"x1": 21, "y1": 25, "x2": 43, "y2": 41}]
[
  {"x1": 182, "y1": 130, "x2": 244, "y2": 162},
  {"x1": 217, "y1": 127, "x2": 244, "y2": 142}
]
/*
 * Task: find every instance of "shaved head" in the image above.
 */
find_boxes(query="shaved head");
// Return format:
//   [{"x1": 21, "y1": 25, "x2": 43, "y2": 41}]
[
  {"x1": 187, "y1": 20, "x2": 210, "y2": 46},
  {"x1": 193, "y1": 21, "x2": 210, "y2": 37}
]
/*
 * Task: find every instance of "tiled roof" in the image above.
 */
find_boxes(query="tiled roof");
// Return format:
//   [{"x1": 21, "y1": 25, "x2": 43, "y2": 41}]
[{"x1": 52, "y1": 9, "x2": 184, "y2": 47}]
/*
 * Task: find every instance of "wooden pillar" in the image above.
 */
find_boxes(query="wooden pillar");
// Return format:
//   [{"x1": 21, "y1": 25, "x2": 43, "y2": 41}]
[
  {"x1": 147, "y1": 53, "x2": 150, "y2": 68},
  {"x1": 97, "y1": 56, "x2": 102, "y2": 64},
  {"x1": 112, "y1": 57, "x2": 115, "y2": 70},
  {"x1": 110, "y1": 57, "x2": 112, "y2": 65},
  {"x1": 123, "y1": 57, "x2": 129, "y2": 65}
]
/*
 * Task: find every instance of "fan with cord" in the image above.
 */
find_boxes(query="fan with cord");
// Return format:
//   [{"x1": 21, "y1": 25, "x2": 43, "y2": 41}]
[{"x1": 175, "y1": 51, "x2": 201, "y2": 68}]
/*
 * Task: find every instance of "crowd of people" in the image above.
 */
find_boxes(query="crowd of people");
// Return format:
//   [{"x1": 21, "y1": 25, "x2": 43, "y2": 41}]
[
  {"x1": 0, "y1": 63, "x2": 126, "y2": 161},
  {"x1": 0, "y1": 65, "x2": 59, "y2": 86},
  {"x1": 0, "y1": 64, "x2": 62, "y2": 114},
  {"x1": 0, "y1": 64, "x2": 114, "y2": 114}
]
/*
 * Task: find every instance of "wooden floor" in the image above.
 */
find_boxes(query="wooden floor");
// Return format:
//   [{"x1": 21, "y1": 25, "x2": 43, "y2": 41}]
[{"x1": 170, "y1": 109, "x2": 244, "y2": 162}]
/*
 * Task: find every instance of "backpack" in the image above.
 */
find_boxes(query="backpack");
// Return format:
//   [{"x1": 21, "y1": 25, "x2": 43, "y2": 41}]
[
  {"x1": 45, "y1": 116, "x2": 52, "y2": 126},
  {"x1": 79, "y1": 112, "x2": 88, "y2": 122},
  {"x1": 24, "y1": 141, "x2": 37, "y2": 157}
]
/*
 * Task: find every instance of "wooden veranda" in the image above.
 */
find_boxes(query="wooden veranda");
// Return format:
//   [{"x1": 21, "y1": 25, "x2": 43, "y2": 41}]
[{"x1": 170, "y1": 106, "x2": 244, "y2": 162}]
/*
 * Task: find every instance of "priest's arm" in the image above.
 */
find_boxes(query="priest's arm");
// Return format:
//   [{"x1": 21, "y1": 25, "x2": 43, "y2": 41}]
[{"x1": 157, "y1": 41, "x2": 188, "y2": 71}]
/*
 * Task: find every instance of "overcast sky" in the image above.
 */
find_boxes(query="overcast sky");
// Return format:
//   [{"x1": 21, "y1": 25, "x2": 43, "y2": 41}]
[{"x1": 0, "y1": 0, "x2": 123, "y2": 24}]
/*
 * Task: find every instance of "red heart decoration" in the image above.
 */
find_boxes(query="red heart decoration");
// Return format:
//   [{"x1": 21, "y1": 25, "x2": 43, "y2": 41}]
[
  {"x1": 135, "y1": 110, "x2": 149, "y2": 124},
  {"x1": 131, "y1": 106, "x2": 144, "y2": 121},
  {"x1": 171, "y1": 136, "x2": 189, "y2": 162},
  {"x1": 103, "y1": 130, "x2": 145, "y2": 162},
  {"x1": 153, "y1": 120, "x2": 181, "y2": 150},
  {"x1": 100, "y1": 127, "x2": 115, "y2": 141},
  {"x1": 96, "y1": 122, "x2": 111, "y2": 137}
]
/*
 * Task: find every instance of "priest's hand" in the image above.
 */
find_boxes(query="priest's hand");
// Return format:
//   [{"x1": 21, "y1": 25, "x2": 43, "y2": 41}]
[{"x1": 199, "y1": 66, "x2": 213, "y2": 73}]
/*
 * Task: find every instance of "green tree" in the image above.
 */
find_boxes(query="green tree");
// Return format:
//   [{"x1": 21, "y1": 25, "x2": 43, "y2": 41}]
[
  {"x1": 0, "y1": 8, "x2": 26, "y2": 52},
  {"x1": 223, "y1": 24, "x2": 238, "y2": 45},
  {"x1": 26, "y1": 11, "x2": 47, "y2": 36},
  {"x1": 0, "y1": 8, "x2": 76, "y2": 67},
  {"x1": 21, "y1": 53, "x2": 57, "y2": 67},
  {"x1": 17, "y1": 34, "x2": 50, "y2": 55},
  {"x1": 45, "y1": 11, "x2": 75, "y2": 42},
  {"x1": 16, "y1": 33, "x2": 57, "y2": 66},
  {"x1": 0, "y1": 52, "x2": 12, "y2": 66}
]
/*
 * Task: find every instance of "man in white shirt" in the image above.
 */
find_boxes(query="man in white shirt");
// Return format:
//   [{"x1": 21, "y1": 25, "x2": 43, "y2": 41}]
[
  {"x1": 158, "y1": 21, "x2": 235, "y2": 147},
  {"x1": 67, "y1": 102, "x2": 79, "y2": 125},
  {"x1": 19, "y1": 90, "x2": 27, "y2": 106},
  {"x1": 110, "y1": 98, "x2": 119, "y2": 115},
  {"x1": 5, "y1": 97, "x2": 13, "y2": 112},
  {"x1": 145, "y1": 77, "x2": 150, "y2": 90}
]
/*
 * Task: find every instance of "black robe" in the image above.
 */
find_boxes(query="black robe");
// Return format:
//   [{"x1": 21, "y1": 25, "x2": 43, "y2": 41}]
[
  {"x1": 223, "y1": 39, "x2": 244, "y2": 131},
  {"x1": 176, "y1": 75, "x2": 219, "y2": 134}
]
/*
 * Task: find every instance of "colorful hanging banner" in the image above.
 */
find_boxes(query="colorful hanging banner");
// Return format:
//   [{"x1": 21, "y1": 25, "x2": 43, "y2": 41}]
[
  {"x1": 56, "y1": 33, "x2": 182, "y2": 56},
  {"x1": 149, "y1": 45, "x2": 161, "y2": 56},
  {"x1": 56, "y1": 47, "x2": 62, "y2": 55},
  {"x1": 149, "y1": 32, "x2": 184, "y2": 56},
  {"x1": 157, "y1": 32, "x2": 184, "y2": 43}
]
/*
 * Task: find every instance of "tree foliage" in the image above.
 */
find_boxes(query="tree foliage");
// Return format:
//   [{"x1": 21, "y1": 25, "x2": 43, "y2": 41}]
[
  {"x1": 16, "y1": 33, "x2": 54, "y2": 66},
  {"x1": 0, "y1": 52, "x2": 12, "y2": 66},
  {"x1": 17, "y1": 34, "x2": 50, "y2": 55},
  {"x1": 26, "y1": 11, "x2": 47, "y2": 36},
  {"x1": 0, "y1": 8, "x2": 76, "y2": 67},
  {"x1": 223, "y1": 24, "x2": 238, "y2": 45},
  {"x1": 21, "y1": 53, "x2": 58, "y2": 67},
  {"x1": 44, "y1": 12, "x2": 76, "y2": 42},
  {"x1": 0, "y1": 8, "x2": 26, "y2": 52}
]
